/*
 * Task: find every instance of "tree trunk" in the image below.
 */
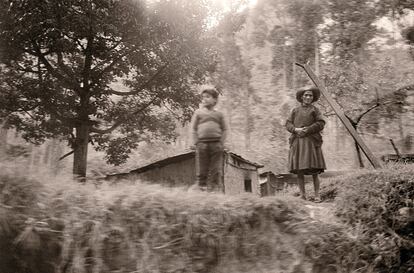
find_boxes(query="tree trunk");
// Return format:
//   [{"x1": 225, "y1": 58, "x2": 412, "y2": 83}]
[
  {"x1": 398, "y1": 115, "x2": 405, "y2": 148},
  {"x1": 51, "y1": 139, "x2": 64, "y2": 175},
  {"x1": 43, "y1": 140, "x2": 51, "y2": 165},
  {"x1": 314, "y1": 32, "x2": 320, "y2": 75},
  {"x1": 225, "y1": 89, "x2": 233, "y2": 147},
  {"x1": 0, "y1": 120, "x2": 8, "y2": 157},
  {"x1": 292, "y1": 48, "x2": 296, "y2": 89},
  {"x1": 73, "y1": 123, "x2": 89, "y2": 181},
  {"x1": 282, "y1": 45, "x2": 287, "y2": 91},
  {"x1": 245, "y1": 87, "x2": 251, "y2": 152},
  {"x1": 28, "y1": 144, "x2": 34, "y2": 174}
]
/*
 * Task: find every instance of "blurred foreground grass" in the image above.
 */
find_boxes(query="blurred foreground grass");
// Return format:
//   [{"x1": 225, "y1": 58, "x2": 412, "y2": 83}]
[{"x1": 0, "y1": 161, "x2": 413, "y2": 273}]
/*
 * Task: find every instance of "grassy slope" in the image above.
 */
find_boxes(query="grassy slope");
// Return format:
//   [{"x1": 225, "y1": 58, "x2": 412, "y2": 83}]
[
  {"x1": 0, "y1": 164, "x2": 413, "y2": 273},
  {"x1": 320, "y1": 164, "x2": 414, "y2": 273}
]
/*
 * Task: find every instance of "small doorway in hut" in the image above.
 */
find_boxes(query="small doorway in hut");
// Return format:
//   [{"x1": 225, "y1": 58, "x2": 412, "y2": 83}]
[{"x1": 244, "y1": 178, "x2": 252, "y2": 192}]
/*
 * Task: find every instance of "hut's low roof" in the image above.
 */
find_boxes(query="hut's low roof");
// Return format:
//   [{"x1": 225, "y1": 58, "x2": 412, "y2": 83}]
[
  {"x1": 130, "y1": 151, "x2": 195, "y2": 174},
  {"x1": 228, "y1": 152, "x2": 264, "y2": 168},
  {"x1": 105, "y1": 150, "x2": 263, "y2": 178}
]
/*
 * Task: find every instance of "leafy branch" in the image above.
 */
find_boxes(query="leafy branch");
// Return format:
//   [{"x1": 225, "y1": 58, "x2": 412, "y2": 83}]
[
  {"x1": 90, "y1": 96, "x2": 160, "y2": 134},
  {"x1": 109, "y1": 63, "x2": 170, "y2": 96}
]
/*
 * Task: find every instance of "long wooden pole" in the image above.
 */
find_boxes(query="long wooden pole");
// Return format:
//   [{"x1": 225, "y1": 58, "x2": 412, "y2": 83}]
[{"x1": 295, "y1": 63, "x2": 382, "y2": 169}]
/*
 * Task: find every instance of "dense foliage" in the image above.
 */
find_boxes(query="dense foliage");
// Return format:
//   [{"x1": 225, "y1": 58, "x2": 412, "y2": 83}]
[
  {"x1": 320, "y1": 165, "x2": 414, "y2": 273},
  {"x1": 0, "y1": 0, "x2": 216, "y2": 176},
  {"x1": 204, "y1": 0, "x2": 414, "y2": 173}
]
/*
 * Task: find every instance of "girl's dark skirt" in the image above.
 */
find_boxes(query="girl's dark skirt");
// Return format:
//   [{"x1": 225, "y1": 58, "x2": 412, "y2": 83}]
[{"x1": 288, "y1": 137, "x2": 326, "y2": 175}]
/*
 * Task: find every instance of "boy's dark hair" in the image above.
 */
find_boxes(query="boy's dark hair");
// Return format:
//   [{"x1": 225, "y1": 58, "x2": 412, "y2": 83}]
[{"x1": 201, "y1": 88, "x2": 219, "y2": 99}]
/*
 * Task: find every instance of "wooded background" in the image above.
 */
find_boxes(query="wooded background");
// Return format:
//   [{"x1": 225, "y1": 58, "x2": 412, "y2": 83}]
[{"x1": 0, "y1": 0, "x2": 413, "y2": 177}]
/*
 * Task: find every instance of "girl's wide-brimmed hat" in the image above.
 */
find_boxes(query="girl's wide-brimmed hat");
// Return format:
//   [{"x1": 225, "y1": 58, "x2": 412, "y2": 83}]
[{"x1": 296, "y1": 85, "x2": 321, "y2": 103}]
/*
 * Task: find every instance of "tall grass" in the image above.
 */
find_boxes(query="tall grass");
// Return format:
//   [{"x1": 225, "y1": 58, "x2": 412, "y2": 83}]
[
  {"x1": 320, "y1": 164, "x2": 414, "y2": 273},
  {"x1": 1, "y1": 161, "x2": 412, "y2": 273}
]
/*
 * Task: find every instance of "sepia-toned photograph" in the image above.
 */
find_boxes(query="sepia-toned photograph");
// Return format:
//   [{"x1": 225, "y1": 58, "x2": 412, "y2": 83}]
[{"x1": 0, "y1": 0, "x2": 413, "y2": 272}]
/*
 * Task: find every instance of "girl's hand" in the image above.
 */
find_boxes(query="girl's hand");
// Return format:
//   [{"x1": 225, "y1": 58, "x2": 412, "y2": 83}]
[
  {"x1": 295, "y1": 127, "x2": 308, "y2": 137},
  {"x1": 295, "y1": 127, "x2": 305, "y2": 134}
]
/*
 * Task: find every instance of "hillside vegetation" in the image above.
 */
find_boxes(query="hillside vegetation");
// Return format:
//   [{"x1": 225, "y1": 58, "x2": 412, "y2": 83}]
[{"x1": 0, "y1": 164, "x2": 413, "y2": 273}]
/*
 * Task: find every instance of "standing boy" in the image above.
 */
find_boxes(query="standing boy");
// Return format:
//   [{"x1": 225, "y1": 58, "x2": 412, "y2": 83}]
[{"x1": 190, "y1": 86, "x2": 228, "y2": 192}]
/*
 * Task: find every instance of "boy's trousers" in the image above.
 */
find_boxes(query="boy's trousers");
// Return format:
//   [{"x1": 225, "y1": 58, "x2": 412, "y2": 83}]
[{"x1": 195, "y1": 141, "x2": 224, "y2": 191}]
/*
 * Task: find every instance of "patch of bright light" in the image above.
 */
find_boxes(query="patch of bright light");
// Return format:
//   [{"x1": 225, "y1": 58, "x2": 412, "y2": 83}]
[
  {"x1": 237, "y1": 0, "x2": 257, "y2": 12},
  {"x1": 206, "y1": 0, "x2": 258, "y2": 28}
]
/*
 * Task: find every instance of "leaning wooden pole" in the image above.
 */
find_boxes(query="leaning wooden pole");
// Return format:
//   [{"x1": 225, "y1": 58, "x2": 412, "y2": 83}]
[{"x1": 295, "y1": 63, "x2": 382, "y2": 169}]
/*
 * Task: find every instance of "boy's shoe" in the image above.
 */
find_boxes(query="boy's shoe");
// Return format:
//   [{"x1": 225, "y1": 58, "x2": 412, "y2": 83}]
[
  {"x1": 313, "y1": 196, "x2": 322, "y2": 203},
  {"x1": 188, "y1": 184, "x2": 208, "y2": 192}
]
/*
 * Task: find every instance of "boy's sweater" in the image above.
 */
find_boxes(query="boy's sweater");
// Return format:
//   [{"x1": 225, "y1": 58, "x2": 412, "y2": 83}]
[{"x1": 191, "y1": 107, "x2": 227, "y2": 144}]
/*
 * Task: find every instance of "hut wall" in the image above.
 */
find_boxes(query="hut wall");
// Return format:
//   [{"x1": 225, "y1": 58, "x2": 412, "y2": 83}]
[
  {"x1": 224, "y1": 163, "x2": 259, "y2": 195},
  {"x1": 259, "y1": 174, "x2": 280, "y2": 197},
  {"x1": 269, "y1": 173, "x2": 284, "y2": 192},
  {"x1": 260, "y1": 183, "x2": 267, "y2": 196},
  {"x1": 251, "y1": 172, "x2": 260, "y2": 195}
]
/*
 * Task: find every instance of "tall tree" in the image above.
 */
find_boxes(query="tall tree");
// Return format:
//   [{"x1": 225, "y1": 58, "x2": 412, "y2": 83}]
[
  {"x1": 287, "y1": 0, "x2": 323, "y2": 65},
  {"x1": 323, "y1": 0, "x2": 383, "y2": 61},
  {"x1": 0, "y1": 0, "x2": 216, "y2": 179},
  {"x1": 212, "y1": 10, "x2": 248, "y2": 150},
  {"x1": 267, "y1": 0, "x2": 324, "y2": 90},
  {"x1": 380, "y1": 0, "x2": 414, "y2": 15}
]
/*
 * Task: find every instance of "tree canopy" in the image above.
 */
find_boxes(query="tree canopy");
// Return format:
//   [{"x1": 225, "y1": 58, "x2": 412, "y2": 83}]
[
  {"x1": 0, "y1": 0, "x2": 217, "y2": 177},
  {"x1": 1, "y1": 0, "x2": 413, "y2": 175}
]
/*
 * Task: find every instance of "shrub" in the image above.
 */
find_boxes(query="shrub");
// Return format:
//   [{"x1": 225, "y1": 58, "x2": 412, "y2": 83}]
[{"x1": 323, "y1": 165, "x2": 414, "y2": 273}]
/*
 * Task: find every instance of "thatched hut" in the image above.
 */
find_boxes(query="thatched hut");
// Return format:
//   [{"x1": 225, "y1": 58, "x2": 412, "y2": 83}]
[{"x1": 105, "y1": 151, "x2": 263, "y2": 195}]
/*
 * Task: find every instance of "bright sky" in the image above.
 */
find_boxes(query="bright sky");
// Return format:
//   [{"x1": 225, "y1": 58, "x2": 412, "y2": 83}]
[
  {"x1": 218, "y1": 0, "x2": 257, "y2": 11},
  {"x1": 214, "y1": 0, "x2": 257, "y2": 12},
  {"x1": 206, "y1": 0, "x2": 257, "y2": 28}
]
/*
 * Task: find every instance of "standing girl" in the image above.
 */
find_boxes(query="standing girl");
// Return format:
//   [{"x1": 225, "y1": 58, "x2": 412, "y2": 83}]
[{"x1": 286, "y1": 86, "x2": 326, "y2": 201}]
